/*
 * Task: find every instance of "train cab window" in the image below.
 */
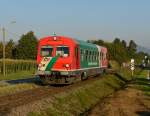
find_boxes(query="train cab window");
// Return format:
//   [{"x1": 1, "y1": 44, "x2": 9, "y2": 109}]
[
  {"x1": 56, "y1": 46, "x2": 69, "y2": 57},
  {"x1": 41, "y1": 46, "x2": 53, "y2": 57}
]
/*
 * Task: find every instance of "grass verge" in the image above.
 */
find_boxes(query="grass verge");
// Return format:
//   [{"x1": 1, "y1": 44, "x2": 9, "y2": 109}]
[
  {"x1": 0, "y1": 70, "x2": 35, "y2": 81},
  {"x1": 0, "y1": 83, "x2": 38, "y2": 97},
  {"x1": 28, "y1": 68, "x2": 137, "y2": 116},
  {"x1": 133, "y1": 70, "x2": 150, "y2": 109}
]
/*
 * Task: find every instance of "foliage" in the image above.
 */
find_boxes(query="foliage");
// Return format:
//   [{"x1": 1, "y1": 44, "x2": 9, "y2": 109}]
[
  {"x1": 88, "y1": 38, "x2": 149, "y2": 65},
  {"x1": 5, "y1": 39, "x2": 15, "y2": 58},
  {"x1": 0, "y1": 31, "x2": 38, "y2": 60},
  {"x1": 15, "y1": 31, "x2": 38, "y2": 59},
  {"x1": 0, "y1": 31, "x2": 149, "y2": 65}
]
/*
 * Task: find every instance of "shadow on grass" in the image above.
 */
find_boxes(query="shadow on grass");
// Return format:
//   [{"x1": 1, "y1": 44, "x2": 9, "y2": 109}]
[
  {"x1": 114, "y1": 72, "x2": 128, "y2": 83},
  {"x1": 134, "y1": 78, "x2": 150, "y2": 86},
  {"x1": 49, "y1": 84, "x2": 69, "y2": 87},
  {"x1": 104, "y1": 82, "x2": 121, "y2": 91},
  {"x1": 5, "y1": 77, "x2": 42, "y2": 85},
  {"x1": 131, "y1": 77, "x2": 150, "y2": 96},
  {"x1": 136, "y1": 111, "x2": 150, "y2": 116}
]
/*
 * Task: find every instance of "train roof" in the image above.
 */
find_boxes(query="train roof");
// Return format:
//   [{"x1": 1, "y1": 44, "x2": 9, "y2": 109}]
[
  {"x1": 39, "y1": 35, "x2": 106, "y2": 50},
  {"x1": 75, "y1": 39, "x2": 97, "y2": 47}
]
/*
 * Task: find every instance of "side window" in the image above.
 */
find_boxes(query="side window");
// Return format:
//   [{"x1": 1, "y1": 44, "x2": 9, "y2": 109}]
[
  {"x1": 86, "y1": 50, "x2": 88, "y2": 61},
  {"x1": 89, "y1": 51, "x2": 91, "y2": 61},
  {"x1": 81, "y1": 49, "x2": 85, "y2": 61},
  {"x1": 94, "y1": 51, "x2": 96, "y2": 60},
  {"x1": 92, "y1": 51, "x2": 95, "y2": 61}
]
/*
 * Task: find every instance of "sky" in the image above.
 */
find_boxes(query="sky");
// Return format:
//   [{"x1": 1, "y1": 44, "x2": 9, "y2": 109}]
[{"x1": 0, "y1": 0, "x2": 150, "y2": 48}]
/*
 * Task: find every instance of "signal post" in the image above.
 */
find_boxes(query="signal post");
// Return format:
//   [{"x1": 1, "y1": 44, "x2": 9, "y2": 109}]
[{"x1": 130, "y1": 59, "x2": 135, "y2": 77}]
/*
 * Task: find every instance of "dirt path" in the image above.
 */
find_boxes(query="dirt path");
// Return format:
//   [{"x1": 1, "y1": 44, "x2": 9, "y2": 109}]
[{"x1": 88, "y1": 85, "x2": 150, "y2": 116}]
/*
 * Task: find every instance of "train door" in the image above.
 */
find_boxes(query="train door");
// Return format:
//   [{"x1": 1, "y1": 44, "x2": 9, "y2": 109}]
[
  {"x1": 75, "y1": 46, "x2": 80, "y2": 69},
  {"x1": 101, "y1": 47, "x2": 108, "y2": 68}
]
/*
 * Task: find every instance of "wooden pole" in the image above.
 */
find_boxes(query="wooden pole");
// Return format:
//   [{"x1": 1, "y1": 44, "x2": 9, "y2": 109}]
[{"x1": 2, "y1": 27, "x2": 5, "y2": 76}]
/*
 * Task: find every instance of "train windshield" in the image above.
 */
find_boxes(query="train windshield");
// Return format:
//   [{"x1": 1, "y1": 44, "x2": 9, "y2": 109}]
[
  {"x1": 41, "y1": 46, "x2": 53, "y2": 57},
  {"x1": 56, "y1": 46, "x2": 69, "y2": 57}
]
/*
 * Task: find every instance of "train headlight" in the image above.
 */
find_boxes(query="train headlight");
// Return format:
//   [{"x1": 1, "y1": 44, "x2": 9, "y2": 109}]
[
  {"x1": 39, "y1": 63, "x2": 42, "y2": 67},
  {"x1": 53, "y1": 36, "x2": 57, "y2": 41},
  {"x1": 65, "y1": 64, "x2": 70, "y2": 68}
]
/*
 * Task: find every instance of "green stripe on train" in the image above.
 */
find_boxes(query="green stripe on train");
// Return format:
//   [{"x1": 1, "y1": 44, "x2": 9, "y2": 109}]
[{"x1": 45, "y1": 55, "x2": 60, "y2": 71}]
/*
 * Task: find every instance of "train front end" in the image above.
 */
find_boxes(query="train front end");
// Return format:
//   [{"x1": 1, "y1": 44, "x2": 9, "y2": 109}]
[{"x1": 36, "y1": 35, "x2": 79, "y2": 84}]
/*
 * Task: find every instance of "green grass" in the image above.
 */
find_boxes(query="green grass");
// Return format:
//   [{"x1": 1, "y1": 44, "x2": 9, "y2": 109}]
[
  {"x1": 28, "y1": 67, "x2": 135, "y2": 116},
  {"x1": 109, "y1": 60, "x2": 120, "y2": 70},
  {"x1": 0, "y1": 83, "x2": 38, "y2": 97},
  {"x1": 0, "y1": 70, "x2": 38, "y2": 97},
  {"x1": 127, "y1": 70, "x2": 150, "y2": 109},
  {"x1": 132, "y1": 70, "x2": 150, "y2": 96},
  {"x1": 0, "y1": 70, "x2": 35, "y2": 81}
]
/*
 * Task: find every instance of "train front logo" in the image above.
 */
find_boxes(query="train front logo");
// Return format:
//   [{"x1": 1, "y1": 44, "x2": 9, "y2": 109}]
[
  {"x1": 38, "y1": 57, "x2": 52, "y2": 71},
  {"x1": 37, "y1": 35, "x2": 108, "y2": 84}
]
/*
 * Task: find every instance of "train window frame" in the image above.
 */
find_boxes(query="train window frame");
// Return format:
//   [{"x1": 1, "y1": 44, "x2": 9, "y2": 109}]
[
  {"x1": 40, "y1": 46, "x2": 53, "y2": 57},
  {"x1": 56, "y1": 46, "x2": 70, "y2": 58}
]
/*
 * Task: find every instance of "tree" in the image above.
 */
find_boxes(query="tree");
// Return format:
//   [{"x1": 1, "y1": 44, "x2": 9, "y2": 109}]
[
  {"x1": 113, "y1": 38, "x2": 121, "y2": 44},
  {"x1": 5, "y1": 39, "x2": 15, "y2": 58},
  {"x1": 121, "y1": 40, "x2": 127, "y2": 48},
  {"x1": 128, "y1": 40, "x2": 137, "y2": 58},
  {"x1": 128, "y1": 40, "x2": 137, "y2": 52},
  {"x1": 15, "y1": 31, "x2": 38, "y2": 59}
]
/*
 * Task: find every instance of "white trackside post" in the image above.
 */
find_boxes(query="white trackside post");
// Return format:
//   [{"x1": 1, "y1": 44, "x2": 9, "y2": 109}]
[
  {"x1": 130, "y1": 59, "x2": 135, "y2": 77},
  {"x1": 147, "y1": 70, "x2": 150, "y2": 80}
]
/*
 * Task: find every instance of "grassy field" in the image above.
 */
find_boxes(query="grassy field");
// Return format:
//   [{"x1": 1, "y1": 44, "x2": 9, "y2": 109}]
[
  {"x1": 0, "y1": 60, "x2": 147, "y2": 116},
  {"x1": 0, "y1": 70, "x2": 35, "y2": 81},
  {"x1": 133, "y1": 70, "x2": 150, "y2": 97},
  {"x1": 28, "y1": 66, "x2": 137, "y2": 116},
  {"x1": 27, "y1": 61, "x2": 148, "y2": 116},
  {"x1": 0, "y1": 83, "x2": 38, "y2": 97}
]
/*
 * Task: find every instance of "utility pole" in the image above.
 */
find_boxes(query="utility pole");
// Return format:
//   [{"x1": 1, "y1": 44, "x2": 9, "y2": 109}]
[
  {"x1": 1, "y1": 21, "x2": 16, "y2": 76},
  {"x1": 2, "y1": 27, "x2": 5, "y2": 76}
]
